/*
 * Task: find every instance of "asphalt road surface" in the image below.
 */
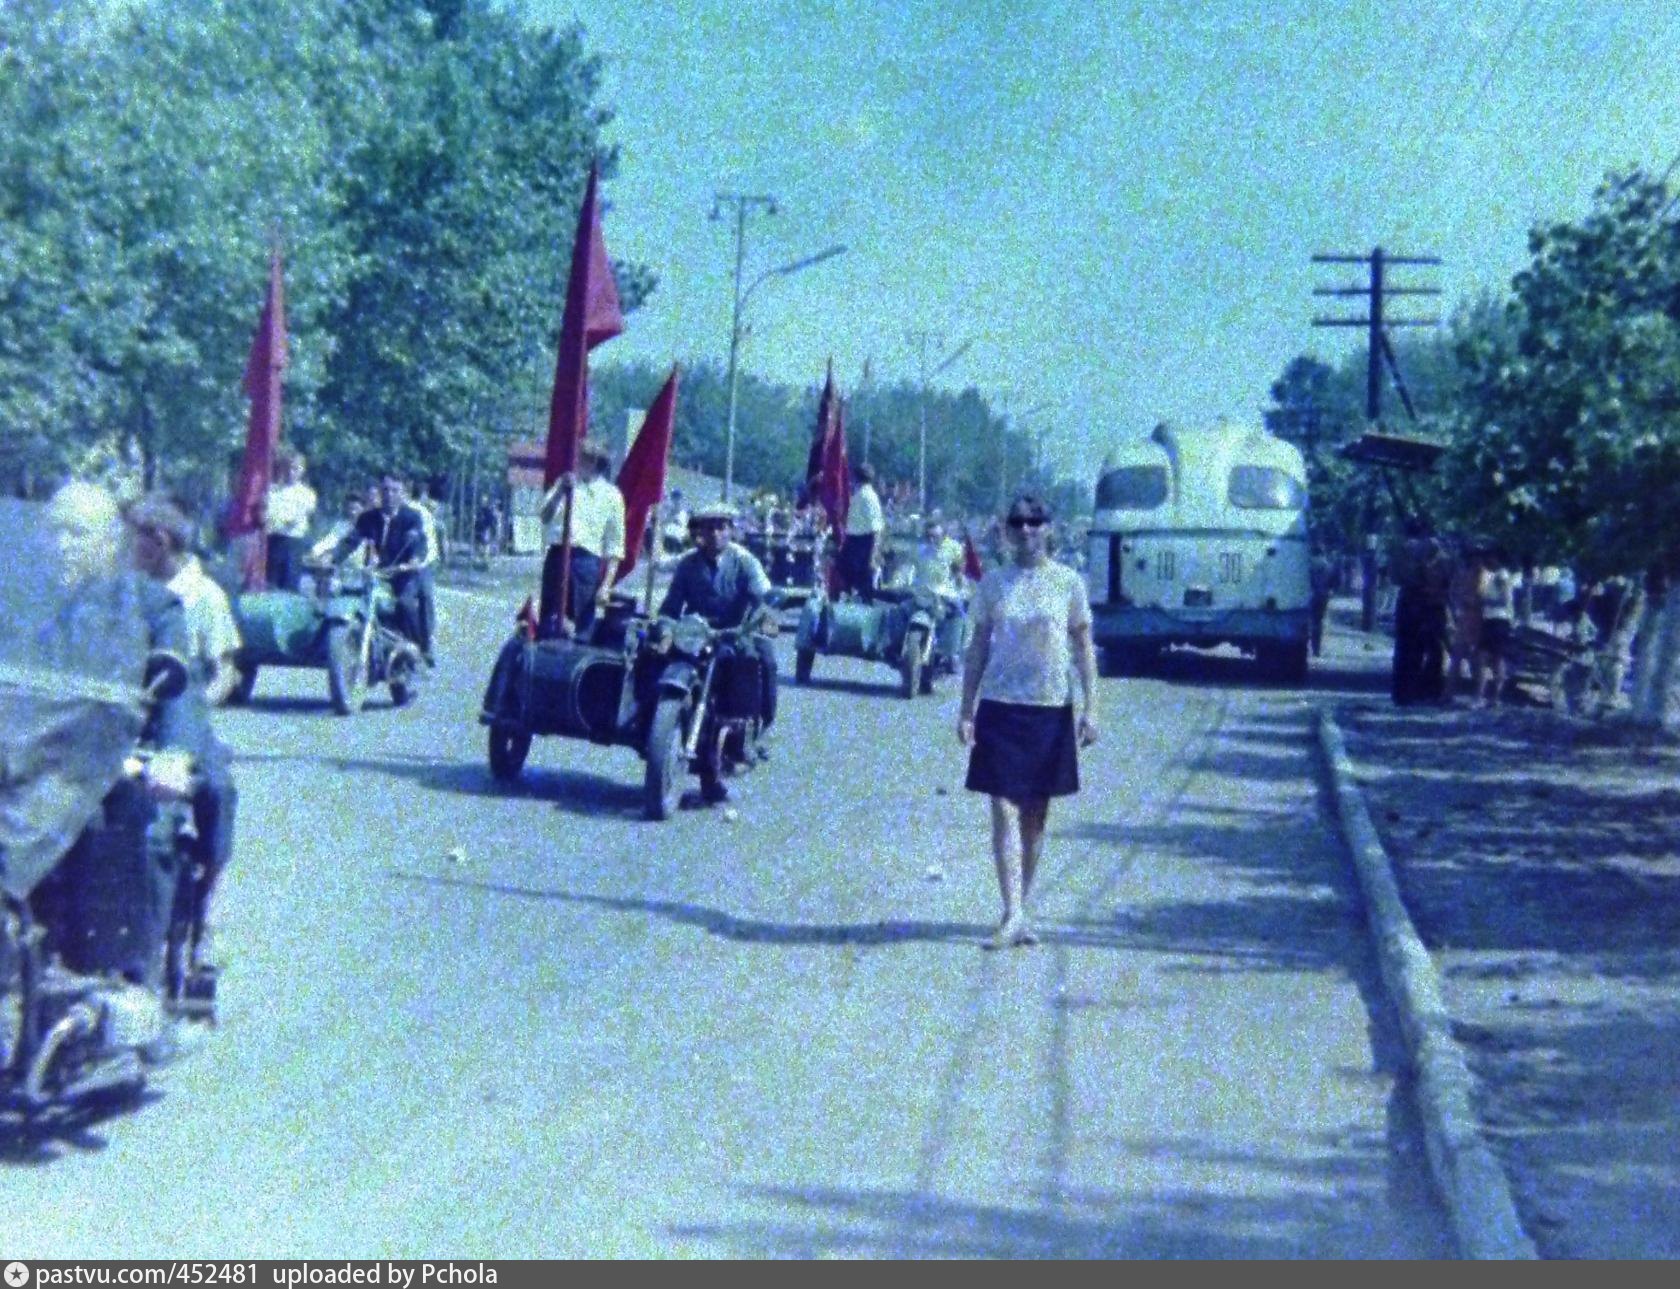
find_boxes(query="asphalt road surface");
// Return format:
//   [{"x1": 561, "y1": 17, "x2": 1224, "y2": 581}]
[{"x1": 4, "y1": 586, "x2": 1452, "y2": 1257}]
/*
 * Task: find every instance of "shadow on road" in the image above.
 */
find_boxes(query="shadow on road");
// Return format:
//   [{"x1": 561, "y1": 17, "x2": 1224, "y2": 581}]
[
  {"x1": 1126, "y1": 647, "x2": 1388, "y2": 698},
  {"x1": 390, "y1": 871, "x2": 986, "y2": 948},
  {"x1": 666, "y1": 1134, "x2": 1443, "y2": 1257},
  {"x1": 235, "y1": 749, "x2": 646, "y2": 818},
  {"x1": 792, "y1": 674, "x2": 906, "y2": 700},
  {"x1": 0, "y1": 1086, "x2": 160, "y2": 1166}
]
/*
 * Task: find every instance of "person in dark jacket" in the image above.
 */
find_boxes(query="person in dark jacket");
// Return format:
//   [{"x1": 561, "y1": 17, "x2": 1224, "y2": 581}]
[
  {"x1": 337, "y1": 475, "x2": 429, "y2": 652},
  {"x1": 1391, "y1": 517, "x2": 1452, "y2": 706}
]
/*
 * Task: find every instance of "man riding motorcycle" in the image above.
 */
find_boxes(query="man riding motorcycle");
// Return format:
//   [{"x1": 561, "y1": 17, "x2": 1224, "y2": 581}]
[
  {"x1": 14, "y1": 483, "x2": 229, "y2": 996},
  {"x1": 334, "y1": 474, "x2": 429, "y2": 657},
  {"x1": 657, "y1": 504, "x2": 778, "y2": 761}
]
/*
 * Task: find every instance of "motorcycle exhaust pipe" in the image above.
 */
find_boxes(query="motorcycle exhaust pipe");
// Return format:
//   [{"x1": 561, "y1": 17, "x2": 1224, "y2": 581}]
[{"x1": 22, "y1": 1000, "x2": 101, "y2": 1102}]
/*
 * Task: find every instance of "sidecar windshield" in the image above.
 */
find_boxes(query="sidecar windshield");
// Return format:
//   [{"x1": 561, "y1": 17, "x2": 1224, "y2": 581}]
[{"x1": 0, "y1": 497, "x2": 149, "y2": 901}]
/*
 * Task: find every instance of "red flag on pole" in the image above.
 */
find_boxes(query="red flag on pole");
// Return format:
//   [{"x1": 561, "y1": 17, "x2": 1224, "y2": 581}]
[
  {"x1": 614, "y1": 366, "x2": 679, "y2": 584},
  {"x1": 544, "y1": 161, "x2": 624, "y2": 488},
  {"x1": 804, "y1": 358, "x2": 837, "y2": 490},
  {"x1": 228, "y1": 250, "x2": 287, "y2": 588},
  {"x1": 962, "y1": 530, "x2": 985, "y2": 581},
  {"x1": 818, "y1": 395, "x2": 849, "y2": 536}
]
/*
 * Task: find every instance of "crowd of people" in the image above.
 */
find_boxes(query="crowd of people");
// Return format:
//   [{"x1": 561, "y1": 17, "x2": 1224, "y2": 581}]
[{"x1": 1383, "y1": 518, "x2": 1633, "y2": 709}]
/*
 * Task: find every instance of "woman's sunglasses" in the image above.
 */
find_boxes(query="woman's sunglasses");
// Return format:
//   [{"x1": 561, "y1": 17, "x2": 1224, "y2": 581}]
[{"x1": 1007, "y1": 516, "x2": 1048, "y2": 530}]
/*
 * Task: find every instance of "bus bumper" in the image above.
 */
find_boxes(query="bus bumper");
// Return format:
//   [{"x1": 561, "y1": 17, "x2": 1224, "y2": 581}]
[{"x1": 1091, "y1": 604, "x2": 1310, "y2": 650}]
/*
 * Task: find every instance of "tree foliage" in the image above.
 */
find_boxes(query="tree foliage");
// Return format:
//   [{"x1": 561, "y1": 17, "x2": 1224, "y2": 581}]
[
  {"x1": 0, "y1": 0, "x2": 652, "y2": 507},
  {"x1": 1446, "y1": 173, "x2": 1680, "y2": 577},
  {"x1": 591, "y1": 359, "x2": 1081, "y2": 519}
]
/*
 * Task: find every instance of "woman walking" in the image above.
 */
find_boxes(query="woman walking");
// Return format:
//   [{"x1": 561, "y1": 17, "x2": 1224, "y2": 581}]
[{"x1": 957, "y1": 494, "x2": 1099, "y2": 949}]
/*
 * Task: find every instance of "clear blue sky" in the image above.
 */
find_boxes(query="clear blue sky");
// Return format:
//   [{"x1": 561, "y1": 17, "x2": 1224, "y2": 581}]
[{"x1": 523, "y1": 0, "x2": 1680, "y2": 481}]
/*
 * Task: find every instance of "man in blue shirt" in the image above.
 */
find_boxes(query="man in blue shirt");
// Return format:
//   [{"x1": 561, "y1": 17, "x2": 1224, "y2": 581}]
[{"x1": 659, "y1": 504, "x2": 778, "y2": 738}]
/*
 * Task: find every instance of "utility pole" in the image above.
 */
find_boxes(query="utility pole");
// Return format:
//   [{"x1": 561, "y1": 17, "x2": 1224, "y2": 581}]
[
  {"x1": 905, "y1": 332, "x2": 971, "y2": 512},
  {"x1": 711, "y1": 193, "x2": 777, "y2": 503},
  {"x1": 1311, "y1": 246, "x2": 1441, "y2": 630}
]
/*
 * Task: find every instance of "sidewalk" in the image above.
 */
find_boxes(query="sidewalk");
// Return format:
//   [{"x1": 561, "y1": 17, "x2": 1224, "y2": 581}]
[{"x1": 1326, "y1": 612, "x2": 1680, "y2": 1257}]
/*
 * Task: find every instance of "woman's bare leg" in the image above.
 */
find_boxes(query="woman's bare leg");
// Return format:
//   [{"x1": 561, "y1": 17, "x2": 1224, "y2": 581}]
[
  {"x1": 987, "y1": 796, "x2": 1027, "y2": 946},
  {"x1": 1019, "y1": 797, "x2": 1050, "y2": 900}
]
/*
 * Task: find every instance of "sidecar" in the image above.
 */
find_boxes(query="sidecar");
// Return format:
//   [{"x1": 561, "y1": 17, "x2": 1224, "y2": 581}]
[
  {"x1": 478, "y1": 598, "x2": 653, "y2": 783},
  {"x1": 228, "y1": 568, "x2": 416, "y2": 713},
  {"x1": 793, "y1": 588, "x2": 965, "y2": 699}
]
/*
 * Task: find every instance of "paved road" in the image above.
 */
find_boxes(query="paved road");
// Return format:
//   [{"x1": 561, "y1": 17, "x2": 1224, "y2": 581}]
[{"x1": 4, "y1": 587, "x2": 1452, "y2": 1257}]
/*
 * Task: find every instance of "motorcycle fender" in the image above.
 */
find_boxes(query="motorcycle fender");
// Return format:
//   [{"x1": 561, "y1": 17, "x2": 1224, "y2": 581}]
[
  {"x1": 907, "y1": 608, "x2": 936, "y2": 635},
  {"x1": 657, "y1": 662, "x2": 698, "y2": 697},
  {"x1": 323, "y1": 601, "x2": 367, "y2": 628}
]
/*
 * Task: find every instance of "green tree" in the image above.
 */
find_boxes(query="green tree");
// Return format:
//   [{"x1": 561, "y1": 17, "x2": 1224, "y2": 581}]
[
  {"x1": 1446, "y1": 172, "x2": 1680, "y2": 578},
  {"x1": 313, "y1": 0, "x2": 654, "y2": 500}
]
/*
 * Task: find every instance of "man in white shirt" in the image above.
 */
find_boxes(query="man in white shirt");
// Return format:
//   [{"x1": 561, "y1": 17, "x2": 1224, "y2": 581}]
[
  {"x1": 840, "y1": 463, "x2": 885, "y2": 602},
  {"x1": 538, "y1": 442, "x2": 625, "y2": 636},
  {"x1": 127, "y1": 496, "x2": 244, "y2": 705},
  {"x1": 264, "y1": 451, "x2": 317, "y2": 592},
  {"x1": 407, "y1": 481, "x2": 441, "y2": 667}
]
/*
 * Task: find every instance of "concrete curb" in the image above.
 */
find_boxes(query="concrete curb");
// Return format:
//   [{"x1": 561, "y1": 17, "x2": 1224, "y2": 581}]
[{"x1": 1317, "y1": 708, "x2": 1538, "y2": 1261}]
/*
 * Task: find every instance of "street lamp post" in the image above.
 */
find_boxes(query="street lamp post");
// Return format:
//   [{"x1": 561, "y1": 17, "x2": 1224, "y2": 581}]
[
  {"x1": 712, "y1": 193, "x2": 776, "y2": 504},
  {"x1": 712, "y1": 194, "x2": 846, "y2": 502},
  {"x1": 905, "y1": 332, "x2": 971, "y2": 513}
]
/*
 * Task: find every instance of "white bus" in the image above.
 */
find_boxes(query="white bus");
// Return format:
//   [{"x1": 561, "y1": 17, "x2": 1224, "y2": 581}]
[{"x1": 1086, "y1": 420, "x2": 1311, "y2": 680}]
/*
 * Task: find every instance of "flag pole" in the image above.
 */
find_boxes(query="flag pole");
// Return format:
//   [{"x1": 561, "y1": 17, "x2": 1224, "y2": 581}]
[
  {"x1": 643, "y1": 503, "x2": 661, "y2": 616},
  {"x1": 558, "y1": 486, "x2": 576, "y2": 633}
]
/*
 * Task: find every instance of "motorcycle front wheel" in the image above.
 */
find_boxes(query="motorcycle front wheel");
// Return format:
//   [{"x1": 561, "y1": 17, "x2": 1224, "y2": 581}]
[
  {"x1": 899, "y1": 629, "x2": 927, "y2": 700},
  {"x1": 644, "y1": 696, "x2": 687, "y2": 821},
  {"x1": 388, "y1": 650, "x2": 420, "y2": 708},
  {"x1": 326, "y1": 622, "x2": 368, "y2": 715}
]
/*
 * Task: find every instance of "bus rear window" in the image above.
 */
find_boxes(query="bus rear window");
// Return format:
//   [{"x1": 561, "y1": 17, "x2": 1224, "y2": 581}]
[
  {"x1": 1095, "y1": 466, "x2": 1168, "y2": 510},
  {"x1": 1228, "y1": 465, "x2": 1305, "y2": 510}
]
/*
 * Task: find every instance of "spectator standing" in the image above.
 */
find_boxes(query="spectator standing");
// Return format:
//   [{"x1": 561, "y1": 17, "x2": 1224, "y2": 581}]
[
  {"x1": 1445, "y1": 545, "x2": 1485, "y2": 702},
  {"x1": 957, "y1": 494, "x2": 1098, "y2": 950},
  {"x1": 1475, "y1": 550, "x2": 1518, "y2": 708},
  {"x1": 1391, "y1": 517, "x2": 1452, "y2": 706},
  {"x1": 1308, "y1": 544, "x2": 1335, "y2": 659}
]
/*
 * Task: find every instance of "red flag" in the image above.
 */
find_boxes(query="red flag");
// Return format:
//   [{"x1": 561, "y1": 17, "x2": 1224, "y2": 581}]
[
  {"x1": 963, "y1": 531, "x2": 985, "y2": 581},
  {"x1": 228, "y1": 251, "x2": 287, "y2": 541},
  {"x1": 544, "y1": 162, "x2": 625, "y2": 488},
  {"x1": 614, "y1": 366, "x2": 679, "y2": 583},
  {"x1": 805, "y1": 359, "x2": 837, "y2": 488},
  {"x1": 818, "y1": 395, "x2": 849, "y2": 536},
  {"x1": 515, "y1": 596, "x2": 538, "y2": 641}
]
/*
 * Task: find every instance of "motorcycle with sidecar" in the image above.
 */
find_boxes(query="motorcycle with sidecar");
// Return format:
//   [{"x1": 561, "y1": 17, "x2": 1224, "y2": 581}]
[
  {"x1": 228, "y1": 562, "x2": 424, "y2": 715},
  {"x1": 480, "y1": 599, "x2": 771, "y2": 820},
  {"x1": 793, "y1": 586, "x2": 966, "y2": 698},
  {"x1": 2, "y1": 505, "x2": 222, "y2": 1114},
  {"x1": 742, "y1": 516, "x2": 821, "y2": 617}
]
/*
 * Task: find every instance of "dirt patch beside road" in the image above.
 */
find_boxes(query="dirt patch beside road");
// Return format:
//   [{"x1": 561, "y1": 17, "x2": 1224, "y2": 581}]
[{"x1": 1336, "y1": 702, "x2": 1680, "y2": 1258}]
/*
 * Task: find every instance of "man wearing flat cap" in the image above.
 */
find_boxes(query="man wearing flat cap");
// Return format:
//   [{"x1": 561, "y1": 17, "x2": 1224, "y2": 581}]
[{"x1": 659, "y1": 504, "x2": 779, "y2": 759}]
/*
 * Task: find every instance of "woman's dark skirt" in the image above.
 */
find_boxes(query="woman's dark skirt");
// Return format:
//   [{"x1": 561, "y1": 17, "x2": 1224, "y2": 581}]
[{"x1": 966, "y1": 700, "x2": 1080, "y2": 800}]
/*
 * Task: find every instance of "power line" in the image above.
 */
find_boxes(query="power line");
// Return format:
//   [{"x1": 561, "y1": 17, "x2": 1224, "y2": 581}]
[{"x1": 1450, "y1": 0, "x2": 1540, "y2": 133}]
